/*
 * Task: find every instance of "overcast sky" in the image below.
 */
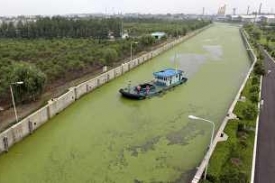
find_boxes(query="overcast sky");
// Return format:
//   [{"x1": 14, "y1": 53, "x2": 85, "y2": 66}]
[{"x1": 0, "y1": 0, "x2": 274, "y2": 16}]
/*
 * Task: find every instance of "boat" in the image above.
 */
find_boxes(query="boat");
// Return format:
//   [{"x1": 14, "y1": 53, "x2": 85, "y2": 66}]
[{"x1": 119, "y1": 68, "x2": 188, "y2": 100}]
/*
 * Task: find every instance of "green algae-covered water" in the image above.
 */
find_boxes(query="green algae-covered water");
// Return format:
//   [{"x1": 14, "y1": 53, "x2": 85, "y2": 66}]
[{"x1": 0, "y1": 24, "x2": 251, "y2": 183}]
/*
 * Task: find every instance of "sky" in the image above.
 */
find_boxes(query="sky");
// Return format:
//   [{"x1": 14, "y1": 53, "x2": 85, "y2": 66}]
[{"x1": 0, "y1": 0, "x2": 274, "y2": 16}]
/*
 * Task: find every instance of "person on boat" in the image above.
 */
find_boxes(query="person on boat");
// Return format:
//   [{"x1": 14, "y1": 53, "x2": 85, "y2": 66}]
[
  {"x1": 136, "y1": 85, "x2": 141, "y2": 94},
  {"x1": 146, "y1": 85, "x2": 150, "y2": 94}
]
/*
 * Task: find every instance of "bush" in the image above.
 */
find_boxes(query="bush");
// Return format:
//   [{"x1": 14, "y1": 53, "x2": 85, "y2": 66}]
[
  {"x1": 249, "y1": 92, "x2": 259, "y2": 103},
  {"x1": 251, "y1": 76, "x2": 259, "y2": 85},
  {"x1": 101, "y1": 48, "x2": 118, "y2": 65},
  {"x1": 220, "y1": 169, "x2": 249, "y2": 183},
  {"x1": 249, "y1": 85, "x2": 259, "y2": 93},
  {"x1": 237, "y1": 123, "x2": 245, "y2": 132},
  {"x1": 242, "y1": 103, "x2": 257, "y2": 120},
  {"x1": 140, "y1": 34, "x2": 155, "y2": 46},
  {"x1": 206, "y1": 174, "x2": 218, "y2": 183},
  {"x1": 254, "y1": 62, "x2": 265, "y2": 76},
  {"x1": 257, "y1": 52, "x2": 264, "y2": 60},
  {"x1": 11, "y1": 62, "x2": 47, "y2": 102}
]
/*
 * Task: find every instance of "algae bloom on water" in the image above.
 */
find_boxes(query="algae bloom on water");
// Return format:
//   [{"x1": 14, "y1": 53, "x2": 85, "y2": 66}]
[{"x1": 0, "y1": 24, "x2": 251, "y2": 183}]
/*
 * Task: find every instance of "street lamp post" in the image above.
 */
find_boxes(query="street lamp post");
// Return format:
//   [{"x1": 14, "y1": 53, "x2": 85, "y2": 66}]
[
  {"x1": 10, "y1": 81, "x2": 24, "y2": 123},
  {"x1": 188, "y1": 114, "x2": 215, "y2": 181},
  {"x1": 0, "y1": 107, "x2": 4, "y2": 122}
]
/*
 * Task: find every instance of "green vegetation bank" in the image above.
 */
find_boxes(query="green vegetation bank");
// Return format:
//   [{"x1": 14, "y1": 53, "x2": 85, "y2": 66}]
[
  {"x1": 0, "y1": 17, "x2": 211, "y2": 106},
  {"x1": 204, "y1": 25, "x2": 266, "y2": 183}
]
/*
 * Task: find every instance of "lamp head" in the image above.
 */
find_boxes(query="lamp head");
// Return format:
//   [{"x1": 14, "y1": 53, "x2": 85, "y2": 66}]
[
  {"x1": 188, "y1": 115, "x2": 200, "y2": 120},
  {"x1": 16, "y1": 81, "x2": 24, "y2": 84}
]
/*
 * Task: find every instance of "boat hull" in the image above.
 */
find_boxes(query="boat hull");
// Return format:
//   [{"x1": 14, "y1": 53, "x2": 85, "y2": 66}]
[
  {"x1": 119, "y1": 77, "x2": 187, "y2": 100},
  {"x1": 119, "y1": 89, "x2": 146, "y2": 100}
]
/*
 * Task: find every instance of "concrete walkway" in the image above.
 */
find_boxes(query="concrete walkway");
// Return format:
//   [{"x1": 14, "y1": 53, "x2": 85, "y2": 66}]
[{"x1": 254, "y1": 49, "x2": 275, "y2": 183}]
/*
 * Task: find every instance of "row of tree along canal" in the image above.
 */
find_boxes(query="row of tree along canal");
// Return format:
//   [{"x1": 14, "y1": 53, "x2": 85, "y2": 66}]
[{"x1": 0, "y1": 17, "x2": 211, "y2": 107}]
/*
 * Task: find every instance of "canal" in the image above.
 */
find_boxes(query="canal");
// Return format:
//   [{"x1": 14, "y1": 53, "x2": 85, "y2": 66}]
[{"x1": 0, "y1": 23, "x2": 251, "y2": 183}]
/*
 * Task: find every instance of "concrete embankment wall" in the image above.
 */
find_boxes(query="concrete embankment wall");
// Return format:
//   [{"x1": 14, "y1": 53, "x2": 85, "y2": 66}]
[
  {"x1": 240, "y1": 29, "x2": 257, "y2": 64},
  {"x1": 191, "y1": 28, "x2": 257, "y2": 183},
  {"x1": 0, "y1": 25, "x2": 211, "y2": 155}
]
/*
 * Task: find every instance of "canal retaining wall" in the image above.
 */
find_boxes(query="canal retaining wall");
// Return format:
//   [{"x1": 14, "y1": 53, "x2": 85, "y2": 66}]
[
  {"x1": 0, "y1": 25, "x2": 211, "y2": 155},
  {"x1": 191, "y1": 28, "x2": 257, "y2": 183}
]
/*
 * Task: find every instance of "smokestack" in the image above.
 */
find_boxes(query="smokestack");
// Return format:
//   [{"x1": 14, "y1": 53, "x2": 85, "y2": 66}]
[
  {"x1": 258, "y1": 3, "x2": 262, "y2": 15},
  {"x1": 247, "y1": 6, "x2": 250, "y2": 15},
  {"x1": 233, "y1": 8, "x2": 236, "y2": 15},
  {"x1": 202, "y1": 7, "x2": 205, "y2": 15}
]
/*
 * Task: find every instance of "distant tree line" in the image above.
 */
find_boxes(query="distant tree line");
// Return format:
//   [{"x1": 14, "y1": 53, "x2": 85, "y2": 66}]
[
  {"x1": 0, "y1": 17, "x2": 122, "y2": 39},
  {"x1": 123, "y1": 18, "x2": 211, "y2": 37},
  {"x1": 0, "y1": 16, "x2": 211, "y2": 39}
]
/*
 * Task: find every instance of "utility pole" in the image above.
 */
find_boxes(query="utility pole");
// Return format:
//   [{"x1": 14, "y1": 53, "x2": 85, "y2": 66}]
[
  {"x1": 10, "y1": 81, "x2": 24, "y2": 123},
  {"x1": 254, "y1": 3, "x2": 262, "y2": 24},
  {"x1": 258, "y1": 3, "x2": 262, "y2": 15},
  {"x1": 233, "y1": 8, "x2": 236, "y2": 15}
]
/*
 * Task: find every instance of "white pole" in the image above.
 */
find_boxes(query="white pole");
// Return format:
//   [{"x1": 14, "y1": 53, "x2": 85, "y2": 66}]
[
  {"x1": 130, "y1": 42, "x2": 133, "y2": 61},
  {"x1": 10, "y1": 84, "x2": 19, "y2": 123},
  {"x1": 204, "y1": 121, "x2": 215, "y2": 180},
  {"x1": 188, "y1": 115, "x2": 215, "y2": 181}
]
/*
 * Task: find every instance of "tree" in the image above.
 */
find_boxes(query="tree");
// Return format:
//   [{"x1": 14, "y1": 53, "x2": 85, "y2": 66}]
[
  {"x1": 266, "y1": 35, "x2": 271, "y2": 45},
  {"x1": 102, "y1": 48, "x2": 118, "y2": 65},
  {"x1": 251, "y1": 76, "x2": 259, "y2": 85},
  {"x1": 11, "y1": 62, "x2": 47, "y2": 102},
  {"x1": 249, "y1": 85, "x2": 259, "y2": 93},
  {"x1": 252, "y1": 29, "x2": 261, "y2": 40},
  {"x1": 254, "y1": 61, "x2": 265, "y2": 76},
  {"x1": 140, "y1": 35, "x2": 155, "y2": 46},
  {"x1": 242, "y1": 103, "x2": 257, "y2": 120},
  {"x1": 250, "y1": 93, "x2": 259, "y2": 103},
  {"x1": 220, "y1": 168, "x2": 249, "y2": 183}
]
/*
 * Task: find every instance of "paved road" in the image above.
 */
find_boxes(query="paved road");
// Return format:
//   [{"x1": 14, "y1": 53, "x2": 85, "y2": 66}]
[{"x1": 255, "y1": 49, "x2": 275, "y2": 183}]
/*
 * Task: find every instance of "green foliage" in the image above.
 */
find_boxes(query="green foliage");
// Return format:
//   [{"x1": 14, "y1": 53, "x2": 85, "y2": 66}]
[
  {"x1": 220, "y1": 168, "x2": 249, "y2": 183},
  {"x1": 237, "y1": 122, "x2": 245, "y2": 132},
  {"x1": 242, "y1": 103, "x2": 257, "y2": 120},
  {"x1": 0, "y1": 17, "x2": 120, "y2": 39},
  {"x1": 0, "y1": 17, "x2": 211, "y2": 40},
  {"x1": 208, "y1": 71, "x2": 260, "y2": 182},
  {"x1": 249, "y1": 92, "x2": 259, "y2": 103},
  {"x1": 205, "y1": 174, "x2": 217, "y2": 183},
  {"x1": 11, "y1": 62, "x2": 47, "y2": 102},
  {"x1": 0, "y1": 61, "x2": 47, "y2": 104},
  {"x1": 253, "y1": 31, "x2": 261, "y2": 40},
  {"x1": 207, "y1": 120, "x2": 239, "y2": 182},
  {"x1": 124, "y1": 18, "x2": 211, "y2": 37},
  {"x1": 254, "y1": 61, "x2": 265, "y2": 75},
  {"x1": 140, "y1": 35, "x2": 156, "y2": 46},
  {"x1": 257, "y1": 52, "x2": 264, "y2": 60},
  {"x1": 249, "y1": 85, "x2": 259, "y2": 93},
  {"x1": 0, "y1": 18, "x2": 211, "y2": 105},
  {"x1": 101, "y1": 48, "x2": 118, "y2": 65},
  {"x1": 251, "y1": 76, "x2": 259, "y2": 85}
]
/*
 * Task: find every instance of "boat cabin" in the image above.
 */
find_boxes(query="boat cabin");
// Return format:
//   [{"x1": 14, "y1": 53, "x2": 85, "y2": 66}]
[{"x1": 153, "y1": 68, "x2": 183, "y2": 86}]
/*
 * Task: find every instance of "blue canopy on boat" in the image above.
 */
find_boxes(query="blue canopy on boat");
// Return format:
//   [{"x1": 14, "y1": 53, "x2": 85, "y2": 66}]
[{"x1": 153, "y1": 68, "x2": 183, "y2": 78}]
